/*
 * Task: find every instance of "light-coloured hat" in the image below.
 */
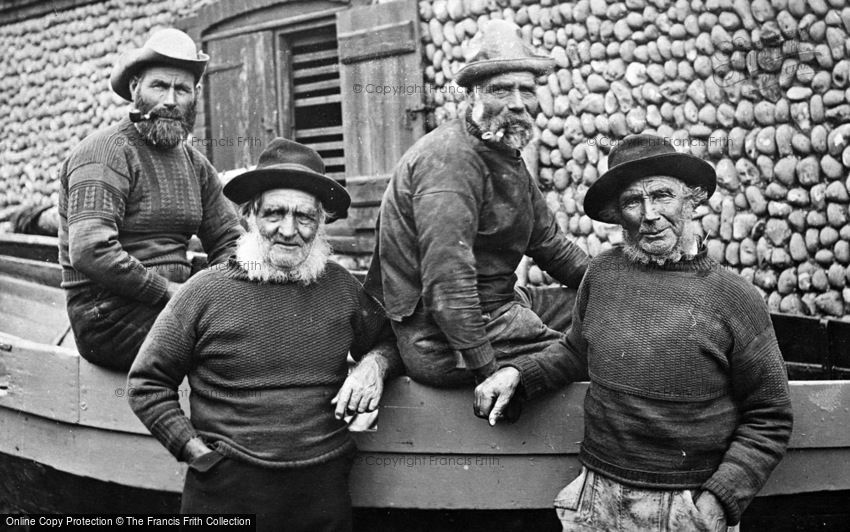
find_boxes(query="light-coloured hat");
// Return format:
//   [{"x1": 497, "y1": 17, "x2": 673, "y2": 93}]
[
  {"x1": 455, "y1": 20, "x2": 555, "y2": 88},
  {"x1": 110, "y1": 28, "x2": 209, "y2": 101}
]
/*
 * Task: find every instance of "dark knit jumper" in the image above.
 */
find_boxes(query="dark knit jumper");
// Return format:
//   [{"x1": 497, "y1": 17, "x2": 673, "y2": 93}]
[
  {"x1": 58, "y1": 117, "x2": 242, "y2": 304},
  {"x1": 128, "y1": 259, "x2": 397, "y2": 467},
  {"x1": 510, "y1": 247, "x2": 793, "y2": 525}
]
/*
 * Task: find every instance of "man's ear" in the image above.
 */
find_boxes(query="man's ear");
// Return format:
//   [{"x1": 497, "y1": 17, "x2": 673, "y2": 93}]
[{"x1": 129, "y1": 75, "x2": 140, "y2": 94}]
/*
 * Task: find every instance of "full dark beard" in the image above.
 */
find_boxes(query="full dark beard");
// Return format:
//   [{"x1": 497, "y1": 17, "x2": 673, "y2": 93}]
[{"x1": 132, "y1": 88, "x2": 197, "y2": 149}]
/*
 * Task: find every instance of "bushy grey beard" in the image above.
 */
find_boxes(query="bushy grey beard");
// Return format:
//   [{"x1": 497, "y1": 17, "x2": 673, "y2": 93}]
[
  {"x1": 470, "y1": 100, "x2": 533, "y2": 150},
  {"x1": 234, "y1": 222, "x2": 332, "y2": 285},
  {"x1": 132, "y1": 85, "x2": 197, "y2": 149},
  {"x1": 621, "y1": 207, "x2": 700, "y2": 266}
]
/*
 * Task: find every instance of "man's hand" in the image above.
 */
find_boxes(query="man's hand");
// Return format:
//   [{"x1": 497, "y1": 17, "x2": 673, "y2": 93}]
[
  {"x1": 474, "y1": 367, "x2": 521, "y2": 426},
  {"x1": 332, "y1": 354, "x2": 388, "y2": 420},
  {"x1": 180, "y1": 436, "x2": 214, "y2": 463},
  {"x1": 165, "y1": 281, "x2": 184, "y2": 301},
  {"x1": 694, "y1": 490, "x2": 726, "y2": 524}
]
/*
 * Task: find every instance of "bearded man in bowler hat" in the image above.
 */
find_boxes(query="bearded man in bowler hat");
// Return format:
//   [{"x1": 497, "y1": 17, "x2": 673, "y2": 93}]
[
  {"x1": 129, "y1": 138, "x2": 402, "y2": 532},
  {"x1": 365, "y1": 20, "x2": 587, "y2": 413},
  {"x1": 476, "y1": 134, "x2": 793, "y2": 531},
  {"x1": 58, "y1": 28, "x2": 242, "y2": 370}
]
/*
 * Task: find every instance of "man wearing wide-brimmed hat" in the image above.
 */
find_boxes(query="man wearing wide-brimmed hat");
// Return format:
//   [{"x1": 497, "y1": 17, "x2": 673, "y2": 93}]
[
  {"x1": 364, "y1": 20, "x2": 587, "y2": 413},
  {"x1": 129, "y1": 138, "x2": 401, "y2": 532},
  {"x1": 476, "y1": 134, "x2": 792, "y2": 531},
  {"x1": 58, "y1": 28, "x2": 242, "y2": 371}
]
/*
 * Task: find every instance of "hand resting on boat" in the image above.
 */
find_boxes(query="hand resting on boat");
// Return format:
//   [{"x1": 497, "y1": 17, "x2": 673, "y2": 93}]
[
  {"x1": 474, "y1": 367, "x2": 521, "y2": 426},
  {"x1": 332, "y1": 352, "x2": 392, "y2": 420}
]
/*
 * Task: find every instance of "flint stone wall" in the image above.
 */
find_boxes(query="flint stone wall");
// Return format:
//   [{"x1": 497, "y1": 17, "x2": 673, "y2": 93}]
[
  {"x1": 1, "y1": 0, "x2": 850, "y2": 318},
  {"x1": 419, "y1": 0, "x2": 850, "y2": 318},
  {"x1": 0, "y1": 0, "x2": 194, "y2": 209}
]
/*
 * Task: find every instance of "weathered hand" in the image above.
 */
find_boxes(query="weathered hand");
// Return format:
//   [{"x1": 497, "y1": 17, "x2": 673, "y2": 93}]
[
  {"x1": 181, "y1": 436, "x2": 214, "y2": 463},
  {"x1": 474, "y1": 367, "x2": 521, "y2": 426},
  {"x1": 694, "y1": 490, "x2": 726, "y2": 525},
  {"x1": 332, "y1": 355, "x2": 386, "y2": 420}
]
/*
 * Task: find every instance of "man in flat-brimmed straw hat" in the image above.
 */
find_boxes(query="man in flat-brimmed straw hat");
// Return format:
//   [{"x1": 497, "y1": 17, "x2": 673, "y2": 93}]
[
  {"x1": 58, "y1": 28, "x2": 242, "y2": 370},
  {"x1": 129, "y1": 138, "x2": 402, "y2": 532},
  {"x1": 364, "y1": 20, "x2": 587, "y2": 418},
  {"x1": 476, "y1": 134, "x2": 793, "y2": 531}
]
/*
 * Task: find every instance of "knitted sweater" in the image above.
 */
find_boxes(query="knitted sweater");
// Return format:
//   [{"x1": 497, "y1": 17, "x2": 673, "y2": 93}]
[
  {"x1": 366, "y1": 118, "x2": 587, "y2": 370},
  {"x1": 128, "y1": 259, "x2": 399, "y2": 467},
  {"x1": 510, "y1": 247, "x2": 793, "y2": 525},
  {"x1": 58, "y1": 117, "x2": 242, "y2": 304}
]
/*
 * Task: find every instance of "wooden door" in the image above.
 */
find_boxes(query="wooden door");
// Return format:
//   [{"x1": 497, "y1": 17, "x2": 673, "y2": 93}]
[
  {"x1": 205, "y1": 31, "x2": 277, "y2": 171},
  {"x1": 333, "y1": 0, "x2": 425, "y2": 254}
]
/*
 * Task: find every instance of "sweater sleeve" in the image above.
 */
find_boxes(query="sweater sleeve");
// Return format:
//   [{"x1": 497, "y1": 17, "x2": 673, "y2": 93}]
[
  {"x1": 66, "y1": 161, "x2": 169, "y2": 304},
  {"x1": 525, "y1": 174, "x2": 588, "y2": 288},
  {"x1": 194, "y1": 155, "x2": 243, "y2": 265},
  {"x1": 350, "y1": 277, "x2": 405, "y2": 379},
  {"x1": 701, "y1": 317, "x2": 793, "y2": 525},
  {"x1": 506, "y1": 270, "x2": 591, "y2": 400},
  {"x1": 127, "y1": 294, "x2": 199, "y2": 460},
  {"x1": 411, "y1": 154, "x2": 496, "y2": 370}
]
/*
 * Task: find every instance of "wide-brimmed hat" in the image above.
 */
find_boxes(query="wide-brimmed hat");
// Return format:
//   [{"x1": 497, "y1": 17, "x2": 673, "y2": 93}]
[
  {"x1": 223, "y1": 138, "x2": 350, "y2": 221},
  {"x1": 455, "y1": 20, "x2": 555, "y2": 88},
  {"x1": 584, "y1": 134, "x2": 717, "y2": 223},
  {"x1": 110, "y1": 28, "x2": 209, "y2": 101}
]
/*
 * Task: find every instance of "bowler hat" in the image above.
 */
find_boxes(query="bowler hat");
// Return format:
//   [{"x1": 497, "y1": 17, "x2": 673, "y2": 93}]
[
  {"x1": 110, "y1": 28, "x2": 209, "y2": 101},
  {"x1": 584, "y1": 134, "x2": 717, "y2": 223},
  {"x1": 223, "y1": 138, "x2": 350, "y2": 221},
  {"x1": 455, "y1": 20, "x2": 555, "y2": 88}
]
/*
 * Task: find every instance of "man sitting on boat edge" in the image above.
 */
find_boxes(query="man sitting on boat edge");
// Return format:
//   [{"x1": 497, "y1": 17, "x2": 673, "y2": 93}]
[
  {"x1": 475, "y1": 134, "x2": 793, "y2": 531},
  {"x1": 128, "y1": 138, "x2": 402, "y2": 532},
  {"x1": 364, "y1": 20, "x2": 587, "y2": 419},
  {"x1": 58, "y1": 28, "x2": 242, "y2": 371}
]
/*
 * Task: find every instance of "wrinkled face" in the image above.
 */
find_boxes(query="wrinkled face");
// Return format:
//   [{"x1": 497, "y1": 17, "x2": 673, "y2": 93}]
[
  {"x1": 130, "y1": 66, "x2": 197, "y2": 148},
  {"x1": 618, "y1": 176, "x2": 692, "y2": 257},
  {"x1": 470, "y1": 71, "x2": 537, "y2": 149},
  {"x1": 255, "y1": 189, "x2": 322, "y2": 269}
]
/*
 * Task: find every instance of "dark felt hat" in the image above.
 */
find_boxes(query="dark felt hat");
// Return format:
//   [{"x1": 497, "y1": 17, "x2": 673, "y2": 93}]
[
  {"x1": 455, "y1": 20, "x2": 555, "y2": 88},
  {"x1": 584, "y1": 134, "x2": 717, "y2": 223},
  {"x1": 223, "y1": 138, "x2": 350, "y2": 221},
  {"x1": 110, "y1": 28, "x2": 209, "y2": 101}
]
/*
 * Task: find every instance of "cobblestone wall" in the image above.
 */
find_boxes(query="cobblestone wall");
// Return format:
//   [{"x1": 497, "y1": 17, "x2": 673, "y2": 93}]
[
  {"x1": 0, "y1": 0, "x2": 194, "y2": 208},
  {"x1": 419, "y1": 0, "x2": 850, "y2": 318}
]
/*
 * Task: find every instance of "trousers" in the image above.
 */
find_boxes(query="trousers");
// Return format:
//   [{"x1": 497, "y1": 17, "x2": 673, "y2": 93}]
[
  {"x1": 392, "y1": 285, "x2": 577, "y2": 387},
  {"x1": 64, "y1": 265, "x2": 190, "y2": 371},
  {"x1": 181, "y1": 450, "x2": 354, "y2": 532},
  {"x1": 555, "y1": 467, "x2": 741, "y2": 532}
]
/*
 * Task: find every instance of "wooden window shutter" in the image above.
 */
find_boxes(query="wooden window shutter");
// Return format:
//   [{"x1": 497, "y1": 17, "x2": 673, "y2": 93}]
[
  {"x1": 334, "y1": 0, "x2": 424, "y2": 248},
  {"x1": 205, "y1": 32, "x2": 277, "y2": 171}
]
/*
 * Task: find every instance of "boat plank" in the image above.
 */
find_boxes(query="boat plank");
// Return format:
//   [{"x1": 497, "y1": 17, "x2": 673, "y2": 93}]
[
  {"x1": 1, "y1": 404, "x2": 847, "y2": 508},
  {"x1": 0, "y1": 407, "x2": 184, "y2": 493},
  {"x1": 79, "y1": 362, "x2": 192, "y2": 435},
  {"x1": 0, "y1": 334, "x2": 78, "y2": 423}
]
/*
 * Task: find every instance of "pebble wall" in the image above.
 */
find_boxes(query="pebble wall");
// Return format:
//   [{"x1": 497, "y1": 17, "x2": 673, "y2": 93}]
[
  {"x1": 2, "y1": 0, "x2": 850, "y2": 318},
  {"x1": 0, "y1": 0, "x2": 194, "y2": 208},
  {"x1": 419, "y1": 0, "x2": 850, "y2": 318}
]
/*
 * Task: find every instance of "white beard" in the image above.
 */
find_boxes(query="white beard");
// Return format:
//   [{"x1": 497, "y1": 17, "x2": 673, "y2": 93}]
[
  {"x1": 621, "y1": 220, "x2": 700, "y2": 266},
  {"x1": 234, "y1": 224, "x2": 332, "y2": 285}
]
